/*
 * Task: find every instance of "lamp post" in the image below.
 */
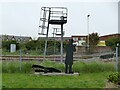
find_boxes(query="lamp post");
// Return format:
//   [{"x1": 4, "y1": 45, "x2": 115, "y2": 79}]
[{"x1": 87, "y1": 15, "x2": 90, "y2": 50}]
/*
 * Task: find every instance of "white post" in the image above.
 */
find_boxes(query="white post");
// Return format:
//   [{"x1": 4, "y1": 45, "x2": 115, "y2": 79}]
[
  {"x1": 87, "y1": 15, "x2": 90, "y2": 49},
  {"x1": 116, "y1": 43, "x2": 119, "y2": 72}
]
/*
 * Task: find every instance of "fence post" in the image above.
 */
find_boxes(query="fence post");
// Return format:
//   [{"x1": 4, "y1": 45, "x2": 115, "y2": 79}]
[
  {"x1": 20, "y1": 49, "x2": 22, "y2": 71},
  {"x1": 116, "y1": 43, "x2": 119, "y2": 72}
]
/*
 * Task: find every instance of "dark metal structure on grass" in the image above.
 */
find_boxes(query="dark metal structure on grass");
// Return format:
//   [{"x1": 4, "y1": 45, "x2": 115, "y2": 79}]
[{"x1": 38, "y1": 7, "x2": 68, "y2": 62}]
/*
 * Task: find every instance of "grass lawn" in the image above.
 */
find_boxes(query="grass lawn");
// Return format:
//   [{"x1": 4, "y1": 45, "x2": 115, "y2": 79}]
[
  {"x1": 2, "y1": 60, "x2": 116, "y2": 88},
  {"x1": 2, "y1": 72, "x2": 113, "y2": 88}
]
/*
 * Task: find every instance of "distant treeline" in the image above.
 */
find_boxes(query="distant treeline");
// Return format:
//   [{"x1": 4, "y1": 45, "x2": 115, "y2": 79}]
[{"x1": 2, "y1": 40, "x2": 67, "y2": 55}]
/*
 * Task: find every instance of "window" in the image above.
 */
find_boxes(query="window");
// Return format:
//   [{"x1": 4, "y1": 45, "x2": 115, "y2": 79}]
[{"x1": 73, "y1": 37, "x2": 78, "y2": 41}]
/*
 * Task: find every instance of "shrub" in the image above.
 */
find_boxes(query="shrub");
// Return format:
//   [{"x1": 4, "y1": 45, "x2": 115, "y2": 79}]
[
  {"x1": 106, "y1": 37, "x2": 120, "y2": 51},
  {"x1": 2, "y1": 40, "x2": 20, "y2": 51},
  {"x1": 107, "y1": 72, "x2": 120, "y2": 85},
  {"x1": 100, "y1": 54, "x2": 114, "y2": 59}
]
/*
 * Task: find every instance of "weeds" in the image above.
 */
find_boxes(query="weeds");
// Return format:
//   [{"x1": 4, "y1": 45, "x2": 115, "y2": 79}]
[
  {"x1": 2, "y1": 61, "x2": 34, "y2": 73},
  {"x1": 2, "y1": 60, "x2": 115, "y2": 73},
  {"x1": 73, "y1": 61, "x2": 115, "y2": 73}
]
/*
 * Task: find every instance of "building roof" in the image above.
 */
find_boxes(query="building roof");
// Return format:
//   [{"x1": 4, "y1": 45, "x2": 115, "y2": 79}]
[
  {"x1": 1, "y1": 35, "x2": 32, "y2": 42},
  {"x1": 100, "y1": 33, "x2": 120, "y2": 41}
]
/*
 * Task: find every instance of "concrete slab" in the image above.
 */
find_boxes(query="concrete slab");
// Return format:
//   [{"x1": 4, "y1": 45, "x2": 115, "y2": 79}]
[{"x1": 34, "y1": 72, "x2": 80, "y2": 76}]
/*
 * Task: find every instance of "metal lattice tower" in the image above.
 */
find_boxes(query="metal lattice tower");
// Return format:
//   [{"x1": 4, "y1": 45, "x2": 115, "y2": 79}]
[{"x1": 38, "y1": 7, "x2": 68, "y2": 63}]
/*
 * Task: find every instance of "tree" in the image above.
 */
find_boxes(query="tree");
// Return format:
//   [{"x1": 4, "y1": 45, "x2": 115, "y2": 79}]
[
  {"x1": 87, "y1": 32, "x2": 99, "y2": 53},
  {"x1": 25, "y1": 40, "x2": 38, "y2": 50},
  {"x1": 25, "y1": 40, "x2": 67, "y2": 55},
  {"x1": 89, "y1": 33, "x2": 99, "y2": 46},
  {"x1": 106, "y1": 37, "x2": 120, "y2": 50},
  {"x1": 2, "y1": 40, "x2": 20, "y2": 52}
]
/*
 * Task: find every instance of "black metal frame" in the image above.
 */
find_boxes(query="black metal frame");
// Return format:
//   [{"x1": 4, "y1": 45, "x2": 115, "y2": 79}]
[{"x1": 38, "y1": 7, "x2": 68, "y2": 62}]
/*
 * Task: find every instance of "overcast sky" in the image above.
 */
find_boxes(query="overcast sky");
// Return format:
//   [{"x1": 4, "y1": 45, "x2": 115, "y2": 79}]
[{"x1": 0, "y1": 0, "x2": 119, "y2": 39}]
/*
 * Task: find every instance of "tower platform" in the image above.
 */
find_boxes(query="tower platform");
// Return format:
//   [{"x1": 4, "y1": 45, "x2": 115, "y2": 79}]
[{"x1": 49, "y1": 20, "x2": 67, "y2": 25}]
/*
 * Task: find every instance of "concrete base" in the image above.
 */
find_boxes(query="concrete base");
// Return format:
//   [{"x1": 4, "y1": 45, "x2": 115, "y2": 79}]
[{"x1": 34, "y1": 72, "x2": 80, "y2": 76}]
